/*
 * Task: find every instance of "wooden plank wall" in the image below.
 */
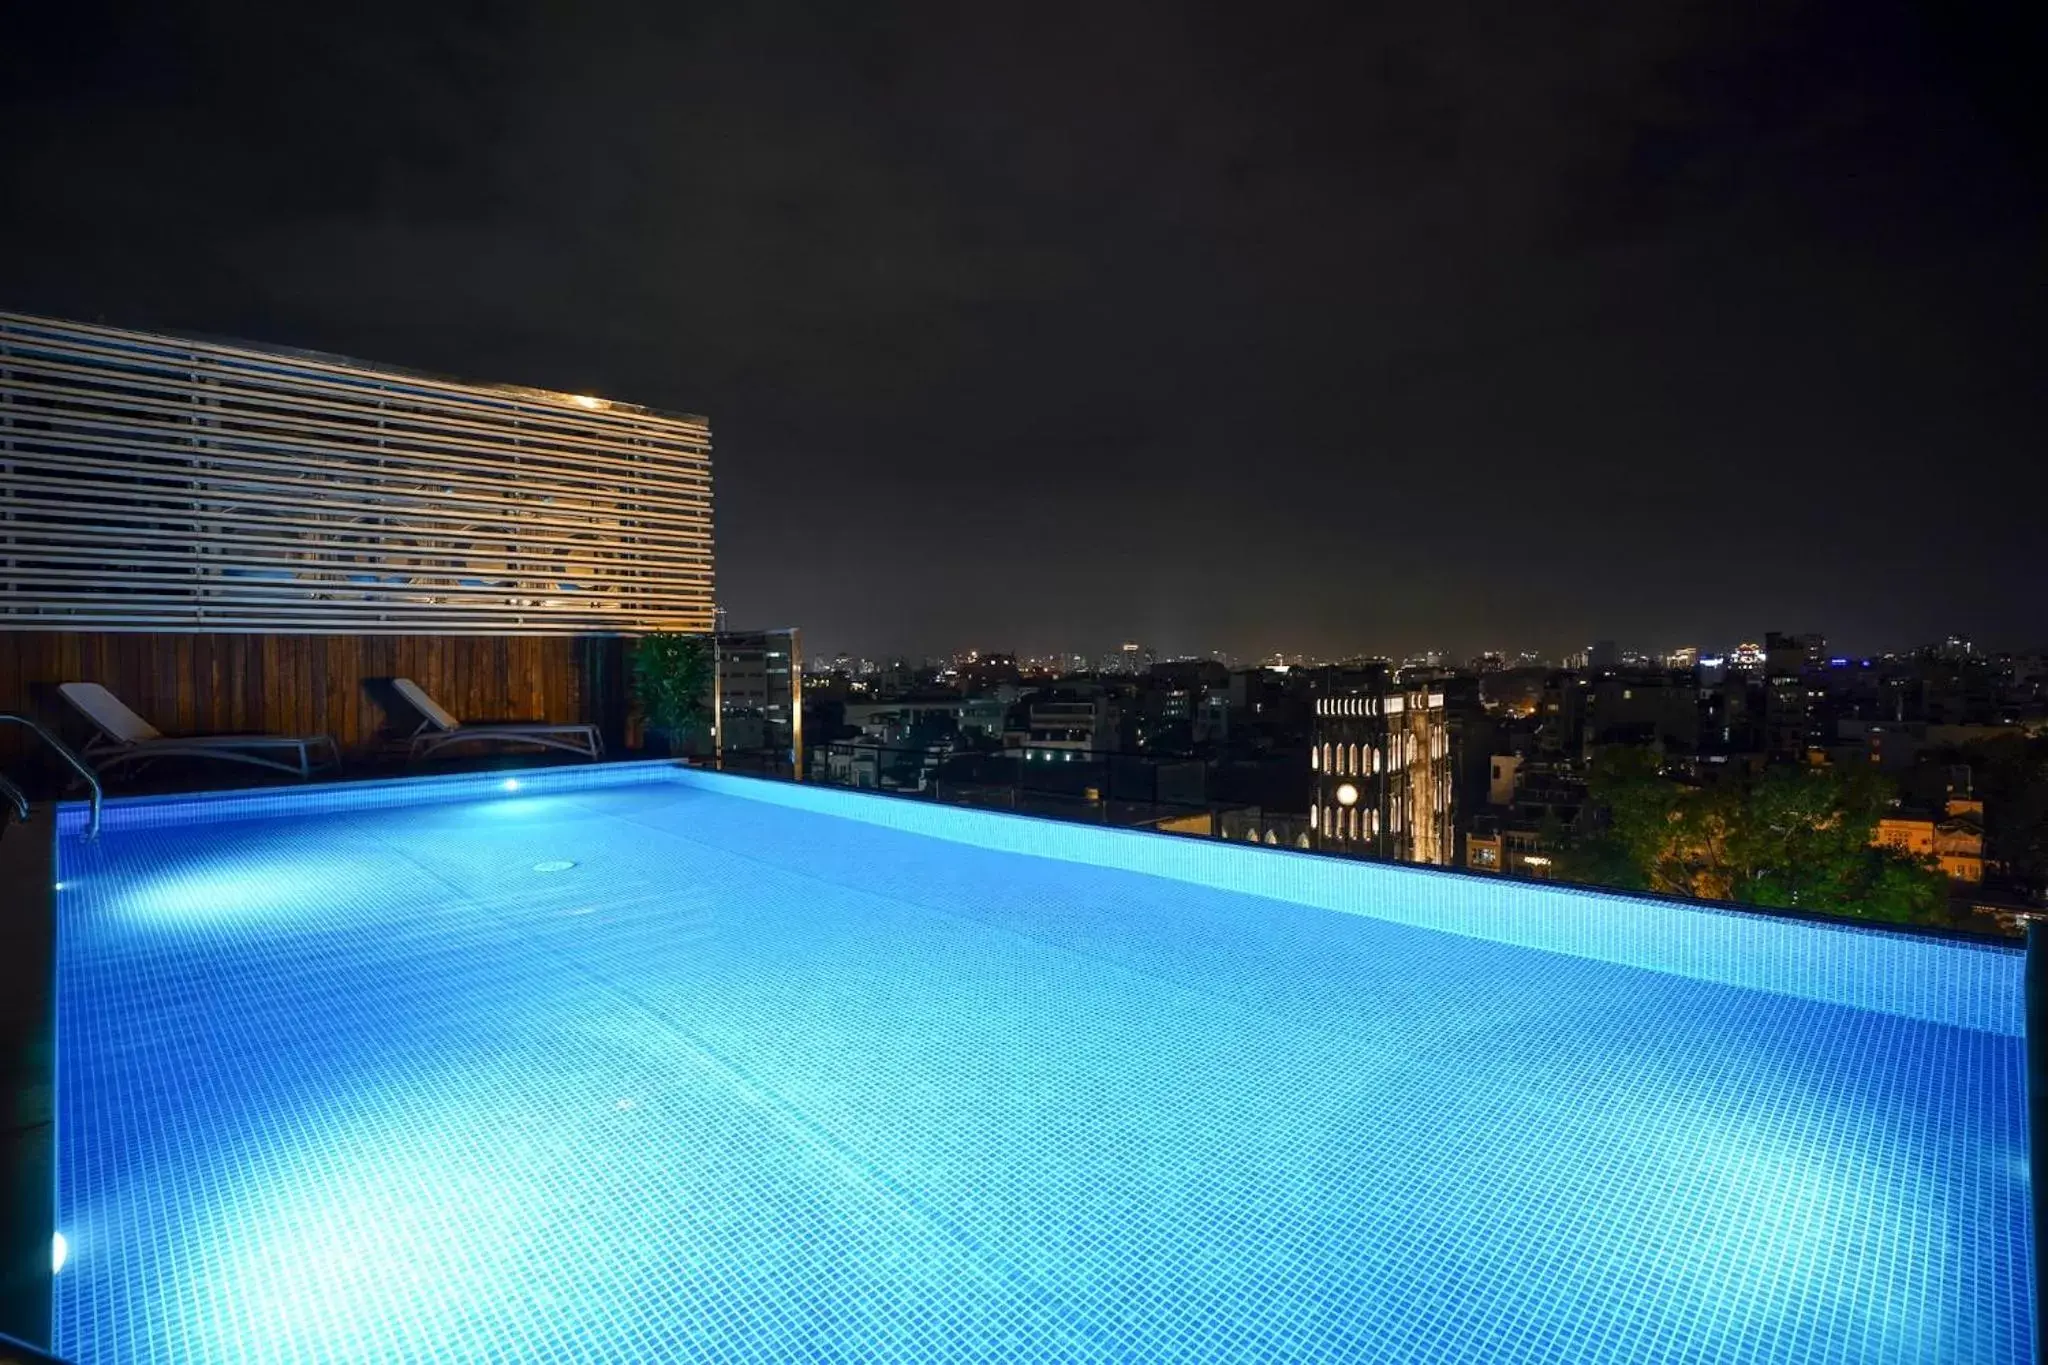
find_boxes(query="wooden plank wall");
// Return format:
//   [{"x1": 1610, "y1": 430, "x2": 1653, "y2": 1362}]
[{"x1": 0, "y1": 632, "x2": 632, "y2": 780}]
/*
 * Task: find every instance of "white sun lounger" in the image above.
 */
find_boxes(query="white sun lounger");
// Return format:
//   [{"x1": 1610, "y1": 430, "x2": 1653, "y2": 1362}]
[
  {"x1": 393, "y1": 678, "x2": 603, "y2": 762},
  {"x1": 60, "y1": 682, "x2": 340, "y2": 778}
]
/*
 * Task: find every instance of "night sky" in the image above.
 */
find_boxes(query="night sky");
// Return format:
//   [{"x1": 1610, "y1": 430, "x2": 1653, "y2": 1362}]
[{"x1": 4, "y1": 2, "x2": 2042, "y2": 661}]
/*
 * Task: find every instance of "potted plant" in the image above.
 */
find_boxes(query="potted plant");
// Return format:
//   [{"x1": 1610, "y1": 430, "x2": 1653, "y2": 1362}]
[{"x1": 632, "y1": 632, "x2": 713, "y2": 756}]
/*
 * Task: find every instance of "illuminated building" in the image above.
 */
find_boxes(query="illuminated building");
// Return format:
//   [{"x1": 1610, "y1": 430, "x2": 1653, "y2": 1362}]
[
  {"x1": 1464, "y1": 820, "x2": 1556, "y2": 878},
  {"x1": 1874, "y1": 797, "x2": 1986, "y2": 883},
  {"x1": 1019, "y1": 699, "x2": 1117, "y2": 759},
  {"x1": 1098, "y1": 641, "x2": 1154, "y2": 676},
  {"x1": 1308, "y1": 669, "x2": 1452, "y2": 865}
]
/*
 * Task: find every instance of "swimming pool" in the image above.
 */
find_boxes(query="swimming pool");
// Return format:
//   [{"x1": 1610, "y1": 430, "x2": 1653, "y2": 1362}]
[{"x1": 44, "y1": 762, "x2": 2031, "y2": 1362}]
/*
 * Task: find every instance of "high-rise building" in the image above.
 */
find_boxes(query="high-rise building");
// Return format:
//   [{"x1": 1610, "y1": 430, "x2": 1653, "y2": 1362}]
[
  {"x1": 1097, "y1": 641, "x2": 1154, "y2": 676},
  {"x1": 1585, "y1": 673, "x2": 1701, "y2": 754},
  {"x1": 1763, "y1": 631, "x2": 1827, "y2": 760},
  {"x1": 1766, "y1": 631, "x2": 1826, "y2": 675},
  {"x1": 1536, "y1": 672, "x2": 1588, "y2": 756},
  {"x1": 716, "y1": 629, "x2": 803, "y2": 776},
  {"x1": 1488, "y1": 754, "x2": 1525, "y2": 807},
  {"x1": 1587, "y1": 640, "x2": 1621, "y2": 672},
  {"x1": 1308, "y1": 669, "x2": 1452, "y2": 866}
]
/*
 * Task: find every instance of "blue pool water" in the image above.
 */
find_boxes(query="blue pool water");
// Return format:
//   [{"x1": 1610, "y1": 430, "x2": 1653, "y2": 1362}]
[{"x1": 51, "y1": 766, "x2": 2031, "y2": 1363}]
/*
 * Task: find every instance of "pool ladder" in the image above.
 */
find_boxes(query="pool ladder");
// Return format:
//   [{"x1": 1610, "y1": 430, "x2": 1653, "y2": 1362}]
[{"x1": 0, "y1": 713, "x2": 102, "y2": 840}]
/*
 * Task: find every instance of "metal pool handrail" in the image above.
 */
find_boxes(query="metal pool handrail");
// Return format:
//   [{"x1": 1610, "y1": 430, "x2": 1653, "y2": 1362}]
[{"x1": 0, "y1": 713, "x2": 101, "y2": 839}]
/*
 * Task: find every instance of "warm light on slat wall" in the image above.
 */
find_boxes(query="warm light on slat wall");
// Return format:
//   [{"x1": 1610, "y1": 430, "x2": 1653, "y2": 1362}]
[{"x1": 0, "y1": 311, "x2": 713, "y2": 633}]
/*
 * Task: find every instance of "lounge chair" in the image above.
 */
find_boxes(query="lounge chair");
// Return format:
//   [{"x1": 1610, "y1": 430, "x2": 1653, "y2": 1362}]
[
  {"x1": 60, "y1": 682, "x2": 340, "y2": 778},
  {"x1": 393, "y1": 678, "x2": 602, "y2": 762}
]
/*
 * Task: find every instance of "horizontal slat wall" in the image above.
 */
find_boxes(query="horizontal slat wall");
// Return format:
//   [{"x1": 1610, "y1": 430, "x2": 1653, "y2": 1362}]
[
  {"x1": 0, "y1": 631, "x2": 634, "y2": 776},
  {"x1": 0, "y1": 312, "x2": 713, "y2": 633}
]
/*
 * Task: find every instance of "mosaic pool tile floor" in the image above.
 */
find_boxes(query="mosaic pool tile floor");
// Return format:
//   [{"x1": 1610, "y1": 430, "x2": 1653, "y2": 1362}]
[{"x1": 52, "y1": 778, "x2": 2031, "y2": 1362}]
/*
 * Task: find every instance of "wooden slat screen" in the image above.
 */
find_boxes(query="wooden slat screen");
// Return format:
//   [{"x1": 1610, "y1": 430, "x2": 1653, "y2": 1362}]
[{"x1": 0, "y1": 312, "x2": 713, "y2": 633}]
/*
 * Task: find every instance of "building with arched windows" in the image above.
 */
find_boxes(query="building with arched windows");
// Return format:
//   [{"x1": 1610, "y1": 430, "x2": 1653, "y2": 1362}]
[{"x1": 1309, "y1": 667, "x2": 1452, "y2": 865}]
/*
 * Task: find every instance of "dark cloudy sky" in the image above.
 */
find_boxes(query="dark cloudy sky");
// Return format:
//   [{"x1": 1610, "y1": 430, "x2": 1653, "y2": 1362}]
[{"x1": 3, "y1": 1, "x2": 2042, "y2": 660}]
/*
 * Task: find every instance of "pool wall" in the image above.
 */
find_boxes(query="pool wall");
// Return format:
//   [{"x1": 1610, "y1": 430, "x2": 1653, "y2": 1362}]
[
  {"x1": 54, "y1": 758, "x2": 2023, "y2": 1039},
  {"x1": 0, "y1": 809, "x2": 56, "y2": 1354}
]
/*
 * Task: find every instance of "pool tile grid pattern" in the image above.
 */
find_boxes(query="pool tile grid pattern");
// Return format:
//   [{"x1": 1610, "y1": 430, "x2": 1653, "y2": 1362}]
[{"x1": 49, "y1": 776, "x2": 2032, "y2": 1362}]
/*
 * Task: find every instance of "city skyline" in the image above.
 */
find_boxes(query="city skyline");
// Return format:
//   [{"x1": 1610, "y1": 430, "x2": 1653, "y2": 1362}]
[
  {"x1": 2, "y1": 3, "x2": 2042, "y2": 658},
  {"x1": 801, "y1": 629, "x2": 2015, "y2": 672}
]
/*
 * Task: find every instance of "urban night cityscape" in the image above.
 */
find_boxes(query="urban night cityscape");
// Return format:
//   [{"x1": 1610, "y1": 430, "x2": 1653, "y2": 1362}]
[{"x1": 1, "y1": 4, "x2": 2043, "y2": 1364}]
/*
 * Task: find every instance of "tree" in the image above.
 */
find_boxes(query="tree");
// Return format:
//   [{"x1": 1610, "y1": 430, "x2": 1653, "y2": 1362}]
[
  {"x1": 1561, "y1": 748, "x2": 1726, "y2": 897},
  {"x1": 631, "y1": 633, "x2": 713, "y2": 752},
  {"x1": 1564, "y1": 754, "x2": 1949, "y2": 926},
  {"x1": 1727, "y1": 766, "x2": 1946, "y2": 924}
]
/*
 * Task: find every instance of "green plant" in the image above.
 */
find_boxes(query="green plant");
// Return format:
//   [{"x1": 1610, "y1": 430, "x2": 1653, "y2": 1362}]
[
  {"x1": 632, "y1": 632, "x2": 713, "y2": 747},
  {"x1": 1559, "y1": 752, "x2": 1950, "y2": 925}
]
